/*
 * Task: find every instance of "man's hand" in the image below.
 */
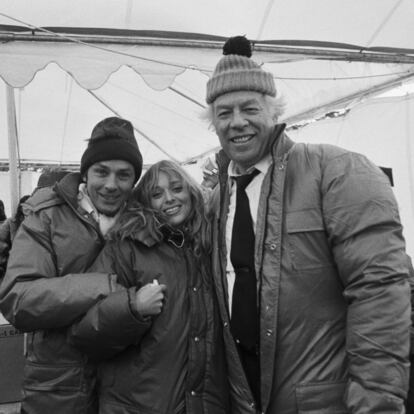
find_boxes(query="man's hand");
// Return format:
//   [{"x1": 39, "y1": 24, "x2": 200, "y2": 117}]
[{"x1": 135, "y1": 281, "x2": 166, "y2": 316}]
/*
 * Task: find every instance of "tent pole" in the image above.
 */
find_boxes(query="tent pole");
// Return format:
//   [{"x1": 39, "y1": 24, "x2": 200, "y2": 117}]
[
  {"x1": 1, "y1": 33, "x2": 414, "y2": 64},
  {"x1": 6, "y1": 85, "x2": 20, "y2": 215}
]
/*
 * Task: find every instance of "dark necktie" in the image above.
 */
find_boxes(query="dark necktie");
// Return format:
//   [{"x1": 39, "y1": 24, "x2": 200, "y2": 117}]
[
  {"x1": 230, "y1": 169, "x2": 260, "y2": 350},
  {"x1": 230, "y1": 169, "x2": 261, "y2": 408}
]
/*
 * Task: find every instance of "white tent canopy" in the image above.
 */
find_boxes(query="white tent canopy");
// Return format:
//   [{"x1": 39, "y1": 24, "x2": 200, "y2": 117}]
[
  {"x1": 1, "y1": 1, "x2": 414, "y2": 219},
  {"x1": 1, "y1": 0, "x2": 414, "y2": 159}
]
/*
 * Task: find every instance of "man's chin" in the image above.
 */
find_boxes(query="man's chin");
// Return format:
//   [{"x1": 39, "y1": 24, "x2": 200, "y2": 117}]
[{"x1": 97, "y1": 205, "x2": 121, "y2": 217}]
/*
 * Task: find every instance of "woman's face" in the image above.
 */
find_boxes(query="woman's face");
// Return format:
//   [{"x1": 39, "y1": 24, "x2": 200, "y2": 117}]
[{"x1": 150, "y1": 171, "x2": 192, "y2": 227}]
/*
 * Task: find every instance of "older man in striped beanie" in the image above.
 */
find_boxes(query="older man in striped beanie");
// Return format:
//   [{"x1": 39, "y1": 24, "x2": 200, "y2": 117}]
[{"x1": 206, "y1": 35, "x2": 411, "y2": 414}]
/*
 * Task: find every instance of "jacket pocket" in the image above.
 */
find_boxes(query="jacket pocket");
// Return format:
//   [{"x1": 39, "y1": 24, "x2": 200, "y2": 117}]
[
  {"x1": 285, "y1": 209, "x2": 334, "y2": 270},
  {"x1": 295, "y1": 381, "x2": 348, "y2": 413},
  {"x1": 24, "y1": 361, "x2": 83, "y2": 391}
]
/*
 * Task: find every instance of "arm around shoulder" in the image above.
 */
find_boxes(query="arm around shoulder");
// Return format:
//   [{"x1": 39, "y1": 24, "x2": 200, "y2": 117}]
[
  {"x1": 0, "y1": 207, "x2": 119, "y2": 330},
  {"x1": 69, "y1": 287, "x2": 152, "y2": 361}
]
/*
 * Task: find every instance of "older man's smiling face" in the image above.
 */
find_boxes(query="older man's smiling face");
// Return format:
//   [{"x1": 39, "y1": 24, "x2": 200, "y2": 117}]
[{"x1": 212, "y1": 91, "x2": 276, "y2": 173}]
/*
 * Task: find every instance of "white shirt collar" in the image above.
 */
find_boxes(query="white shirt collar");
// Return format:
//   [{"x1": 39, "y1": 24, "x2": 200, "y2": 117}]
[
  {"x1": 77, "y1": 183, "x2": 120, "y2": 236},
  {"x1": 228, "y1": 154, "x2": 272, "y2": 178}
]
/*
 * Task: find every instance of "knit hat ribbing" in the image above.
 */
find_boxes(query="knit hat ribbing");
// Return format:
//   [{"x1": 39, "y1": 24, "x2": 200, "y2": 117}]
[
  {"x1": 80, "y1": 117, "x2": 143, "y2": 182},
  {"x1": 206, "y1": 36, "x2": 276, "y2": 104}
]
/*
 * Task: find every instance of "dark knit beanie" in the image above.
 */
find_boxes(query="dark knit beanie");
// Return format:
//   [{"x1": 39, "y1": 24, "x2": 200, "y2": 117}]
[
  {"x1": 80, "y1": 117, "x2": 143, "y2": 182},
  {"x1": 206, "y1": 36, "x2": 276, "y2": 104}
]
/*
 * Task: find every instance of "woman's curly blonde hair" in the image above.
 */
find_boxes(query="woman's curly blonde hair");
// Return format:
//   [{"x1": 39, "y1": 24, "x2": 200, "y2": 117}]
[{"x1": 137, "y1": 160, "x2": 211, "y2": 257}]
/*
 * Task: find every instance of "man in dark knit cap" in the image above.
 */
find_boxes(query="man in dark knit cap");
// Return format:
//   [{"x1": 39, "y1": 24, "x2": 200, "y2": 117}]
[
  {"x1": 0, "y1": 117, "x2": 143, "y2": 414},
  {"x1": 206, "y1": 36, "x2": 411, "y2": 413}
]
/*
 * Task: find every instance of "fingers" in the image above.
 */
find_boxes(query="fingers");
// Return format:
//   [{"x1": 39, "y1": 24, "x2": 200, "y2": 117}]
[
  {"x1": 152, "y1": 279, "x2": 167, "y2": 292},
  {"x1": 140, "y1": 283, "x2": 166, "y2": 296},
  {"x1": 135, "y1": 283, "x2": 167, "y2": 316}
]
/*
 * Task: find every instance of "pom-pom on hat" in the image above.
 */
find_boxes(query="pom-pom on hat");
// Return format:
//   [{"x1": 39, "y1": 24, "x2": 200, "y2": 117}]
[
  {"x1": 80, "y1": 117, "x2": 143, "y2": 183},
  {"x1": 206, "y1": 35, "x2": 276, "y2": 104}
]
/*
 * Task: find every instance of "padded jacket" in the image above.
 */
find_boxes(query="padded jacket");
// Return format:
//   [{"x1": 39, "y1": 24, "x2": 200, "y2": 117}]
[
  {"x1": 0, "y1": 173, "x2": 119, "y2": 414},
  {"x1": 69, "y1": 225, "x2": 230, "y2": 414},
  {"x1": 210, "y1": 125, "x2": 411, "y2": 413},
  {"x1": 0, "y1": 217, "x2": 17, "y2": 282}
]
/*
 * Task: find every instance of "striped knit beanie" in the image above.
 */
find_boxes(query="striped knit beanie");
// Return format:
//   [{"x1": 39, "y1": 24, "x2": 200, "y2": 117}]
[{"x1": 206, "y1": 36, "x2": 276, "y2": 104}]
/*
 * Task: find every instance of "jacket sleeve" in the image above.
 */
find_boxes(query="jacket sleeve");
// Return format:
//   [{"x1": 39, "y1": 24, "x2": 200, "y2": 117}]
[
  {"x1": 68, "y1": 243, "x2": 152, "y2": 361},
  {"x1": 321, "y1": 151, "x2": 411, "y2": 413},
  {"x1": 406, "y1": 254, "x2": 414, "y2": 412},
  {"x1": 68, "y1": 288, "x2": 152, "y2": 361},
  {"x1": 0, "y1": 210, "x2": 117, "y2": 331}
]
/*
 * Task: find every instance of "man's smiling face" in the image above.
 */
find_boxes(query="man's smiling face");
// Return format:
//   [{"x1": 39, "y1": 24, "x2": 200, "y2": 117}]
[
  {"x1": 85, "y1": 160, "x2": 135, "y2": 217},
  {"x1": 212, "y1": 91, "x2": 276, "y2": 173}
]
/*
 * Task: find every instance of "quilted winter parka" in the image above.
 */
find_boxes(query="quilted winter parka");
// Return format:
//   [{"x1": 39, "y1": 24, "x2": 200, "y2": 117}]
[
  {"x1": 69, "y1": 224, "x2": 230, "y2": 414},
  {"x1": 210, "y1": 124, "x2": 411, "y2": 414},
  {"x1": 0, "y1": 173, "x2": 121, "y2": 414}
]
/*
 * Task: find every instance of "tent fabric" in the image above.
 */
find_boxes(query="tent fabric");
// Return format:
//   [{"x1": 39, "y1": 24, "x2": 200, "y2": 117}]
[
  {"x1": 0, "y1": 65, "x2": 219, "y2": 165},
  {"x1": 1, "y1": 0, "x2": 414, "y2": 48},
  {"x1": 0, "y1": 0, "x2": 414, "y2": 214},
  {"x1": 1, "y1": 42, "x2": 413, "y2": 165},
  {"x1": 1, "y1": 1, "x2": 414, "y2": 128},
  {"x1": 2, "y1": 39, "x2": 413, "y2": 118}
]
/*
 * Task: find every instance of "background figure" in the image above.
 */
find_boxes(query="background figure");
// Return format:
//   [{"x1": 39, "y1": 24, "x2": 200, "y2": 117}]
[
  {"x1": 205, "y1": 36, "x2": 411, "y2": 413},
  {"x1": 0, "y1": 168, "x2": 71, "y2": 283},
  {"x1": 0, "y1": 200, "x2": 6, "y2": 223},
  {"x1": 34, "y1": 167, "x2": 72, "y2": 192},
  {"x1": 0, "y1": 195, "x2": 30, "y2": 283},
  {"x1": 0, "y1": 169, "x2": 71, "y2": 286},
  {"x1": 201, "y1": 156, "x2": 219, "y2": 190},
  {"x1": 69, "y1": 160, "x2": 229, "y2": 414},
  {"x1": 0, "y1": 117, "x2": 143, "y2": 414}
]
